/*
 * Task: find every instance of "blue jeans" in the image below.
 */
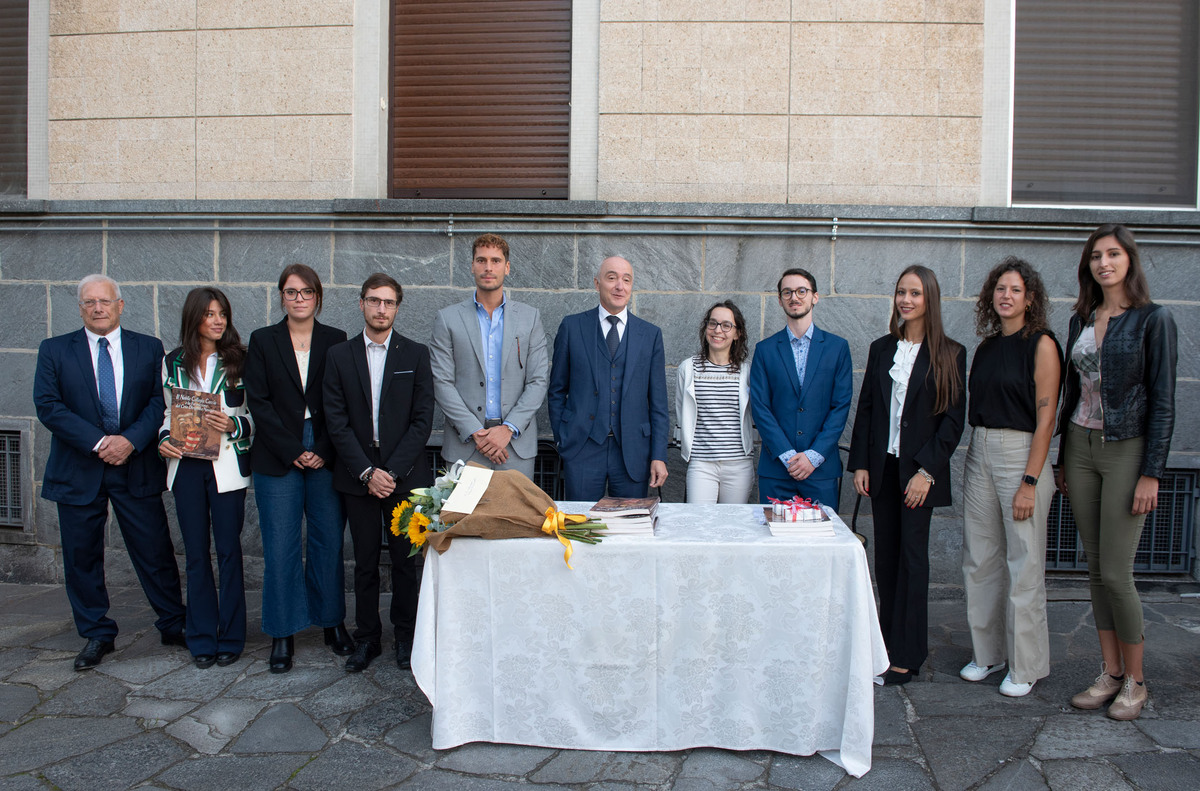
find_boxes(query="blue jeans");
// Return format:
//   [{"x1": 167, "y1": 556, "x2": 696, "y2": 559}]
[{"x1": 255, "y1": 420, "x2": 347, "y2": 638}]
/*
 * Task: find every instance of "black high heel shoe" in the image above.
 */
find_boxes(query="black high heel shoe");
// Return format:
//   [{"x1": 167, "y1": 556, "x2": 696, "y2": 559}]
[
  {"x1": 269, "y1": 636, "x2": 294, "y2": 674},
  {"x1": 324, "y1": 623, "x2": 355, "y2": 657}
]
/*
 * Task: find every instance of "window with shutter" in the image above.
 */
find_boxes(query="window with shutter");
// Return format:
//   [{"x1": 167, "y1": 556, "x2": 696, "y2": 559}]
[
  {"x1": 0, "y1": 0, "x2": 27, "y2": 197},
  {"x1": 390, "y1": 0, "x2": 571, "y2": 199},
  {"x1": 1012, "y1": 0, "x2": 1200, "y2": 207}
]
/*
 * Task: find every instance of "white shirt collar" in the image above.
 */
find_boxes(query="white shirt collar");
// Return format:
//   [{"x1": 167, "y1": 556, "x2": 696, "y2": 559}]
[
  {"x1": 84, "y1": 326, "x2": 122, "y2": 347},
  {"x1": 598, "y1": 305, "x2": 629, "y2": 326},
  {"x1": 363, "y1": 329, "x2": 393, "y2": 349}
]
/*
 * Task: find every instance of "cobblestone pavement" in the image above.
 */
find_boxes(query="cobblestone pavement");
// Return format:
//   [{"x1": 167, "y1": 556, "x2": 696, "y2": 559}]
[{"x1": 1, "y1": 581, "x2": 1198, "y2": 790}]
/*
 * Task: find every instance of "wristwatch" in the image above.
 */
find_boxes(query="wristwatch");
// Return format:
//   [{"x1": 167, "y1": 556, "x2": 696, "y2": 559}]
[
  {"x1": 1022, "y1": 474, "x2": 1038, "y2": 487},
  {"x1": 360, "y1": 466, "x2": 376, "y2": 484}
]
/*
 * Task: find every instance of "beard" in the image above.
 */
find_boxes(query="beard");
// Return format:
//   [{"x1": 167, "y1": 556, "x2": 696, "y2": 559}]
[{"x1": 783, "y1": 303, "x2": 811, "y2": 320}]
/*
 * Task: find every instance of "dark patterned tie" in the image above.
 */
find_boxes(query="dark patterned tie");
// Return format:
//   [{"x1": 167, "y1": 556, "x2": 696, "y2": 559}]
[
  {"x1": 606, "y1": 315, "x2": 620, "y2": 357},
  {"x1": 96, "y1": 337, "x2": 120, "y2": 434}
]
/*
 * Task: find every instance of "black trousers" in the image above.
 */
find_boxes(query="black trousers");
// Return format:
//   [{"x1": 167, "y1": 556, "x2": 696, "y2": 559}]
[
  {"x1": 344, "y1": 449, "x2": 420, "y2": 645},
  {"x1": 871, "y1": 454, "x2": 933, "y2": 671}
]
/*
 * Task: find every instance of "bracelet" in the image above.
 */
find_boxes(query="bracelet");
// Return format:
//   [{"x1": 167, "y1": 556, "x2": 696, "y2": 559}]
[{"x1": 917, "y1": 467, "x2": 934, "y2": 485}]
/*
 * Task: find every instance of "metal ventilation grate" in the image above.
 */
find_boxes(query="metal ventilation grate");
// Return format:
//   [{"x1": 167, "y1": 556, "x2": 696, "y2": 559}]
[
  {"x1": 1046, "y1": 468, "x2": 1196, "y2": 574},
  {"x1": 0, "y1": 431, "x2": 21, "y2": 526}
]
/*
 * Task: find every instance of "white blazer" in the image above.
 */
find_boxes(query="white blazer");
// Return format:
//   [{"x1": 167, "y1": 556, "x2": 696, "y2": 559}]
[
  {"x1": 674, "y1": 355, "x2": 755, "y2": 462},
  {"x1": 158, "y1": 352, "x2": 254, "y2": 493}
]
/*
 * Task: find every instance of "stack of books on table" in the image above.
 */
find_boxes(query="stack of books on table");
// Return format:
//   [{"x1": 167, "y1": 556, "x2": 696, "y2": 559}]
[
  {"x1": 587, "y1": 496, "x2": 659, "y2": 536},
  {"x1": 762, "y1": 504, "x2": 836, "y2": 538}
]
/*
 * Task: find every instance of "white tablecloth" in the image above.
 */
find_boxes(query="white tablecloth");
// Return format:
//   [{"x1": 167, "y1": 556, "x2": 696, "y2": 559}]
[{"x1": 411, "y1": 503, "x2": 889, "y2": 777}]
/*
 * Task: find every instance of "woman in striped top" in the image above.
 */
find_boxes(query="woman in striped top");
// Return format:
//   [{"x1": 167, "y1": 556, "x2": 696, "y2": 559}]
[{"x1": 675, "y1": 301, "x2": 756, "y2": 503}]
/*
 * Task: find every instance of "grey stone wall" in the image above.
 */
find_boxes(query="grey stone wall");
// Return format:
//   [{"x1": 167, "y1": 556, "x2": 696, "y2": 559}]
[{"x1": 2, "y1": 199, "x2": 1198, "y2": 589}]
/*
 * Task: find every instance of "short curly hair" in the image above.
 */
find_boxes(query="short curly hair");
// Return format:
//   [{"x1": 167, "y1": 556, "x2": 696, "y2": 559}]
[{"x1": 974, "y1": 256, "x2": 1051, "y2": 339}]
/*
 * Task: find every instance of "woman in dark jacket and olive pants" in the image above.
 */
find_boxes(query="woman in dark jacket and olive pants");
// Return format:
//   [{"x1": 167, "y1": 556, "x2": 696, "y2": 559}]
[{"x1": 1058, "y1": 224, "x2": 1177, "y2": 721}]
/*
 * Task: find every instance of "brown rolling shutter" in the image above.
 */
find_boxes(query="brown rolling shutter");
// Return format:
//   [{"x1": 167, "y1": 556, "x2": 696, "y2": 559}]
[
  {"x1": 1012, "y1": 0, "x2": 1199, "y2": 207},
  {"x1": 390, "y1": 0, "x2": 571, "y2": 199},
  {"x1": 0, "y1": 0, "x2": 27, "y2": 197}
]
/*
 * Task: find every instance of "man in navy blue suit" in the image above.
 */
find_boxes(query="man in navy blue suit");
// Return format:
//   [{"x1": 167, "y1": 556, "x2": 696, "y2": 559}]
[
  {"x1": 34, "y1": 275, "x2": 186, "y2": 670},
  {"x1": 548, "y1": 256, "x2": 669, "y2": 500},
  {"x1": 750, "y1": 268, "x2": 853, "y2": 510}
]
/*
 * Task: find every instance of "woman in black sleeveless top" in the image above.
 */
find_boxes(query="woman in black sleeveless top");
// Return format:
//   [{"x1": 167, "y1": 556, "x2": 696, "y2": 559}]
[{"x1": 959, "y1": 258, "x2": 1060, "y2": 697}]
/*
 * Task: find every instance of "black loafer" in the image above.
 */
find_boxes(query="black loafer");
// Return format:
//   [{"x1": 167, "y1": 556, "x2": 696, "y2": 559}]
[
  {"x1": 215, "y1": 651, "x2": 240, "y2": 666},
  {"x1": 193, "y1": 654, "x2": 217, "y2": 669},
  {"x1": 74, "y1": 638, "x2": 115, "y2": 671},
  {"x1": 884, "y1": 668, "x2": 914, "y2": 686},
  {"x1": 345, "y1": 641, "x2": 381, "y2": 673},
  {"x1": 160, "y1": 631, "x2": 188, "y2": 648},
  {"x1": 268, "y1": 636, "x2": 294, "y2": 674},
  {"x1": 324, "y1": 623, "x2": 355, "y2": 656},
  {"x1": 395, "y1": 639, "x2": 412, "y2": 670}
]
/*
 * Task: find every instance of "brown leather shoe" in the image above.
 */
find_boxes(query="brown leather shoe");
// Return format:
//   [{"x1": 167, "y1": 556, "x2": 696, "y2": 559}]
[
  {"x1": 1107, "y1": 677, "x2": 1148, "y2": 720},
  {"x1": 1070, "y1": 664, "x2": 1123, "y2": 710}
]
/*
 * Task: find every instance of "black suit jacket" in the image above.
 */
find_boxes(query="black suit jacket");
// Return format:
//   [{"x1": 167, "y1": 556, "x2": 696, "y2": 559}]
[
  {"x1": 34, "y1": 327, "x2": 168, "y2": 505},
  {"x1": 323, "y1": 331, "x2": 435, "y2": 495},
  {"x1": 244, "y1": 318, "x2": 348, "y2": 476},
  {"x1": 847, "y1": 334, "x2": 966, "y2": 508}
]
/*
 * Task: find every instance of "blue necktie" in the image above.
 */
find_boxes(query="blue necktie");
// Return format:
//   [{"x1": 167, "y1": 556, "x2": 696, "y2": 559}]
[
  {"x1": 606, "y1": 315, "x2": 620, "y2": 357},
  {"x1": 97, "y1": 337, "x2": 120, "y2": 434}
]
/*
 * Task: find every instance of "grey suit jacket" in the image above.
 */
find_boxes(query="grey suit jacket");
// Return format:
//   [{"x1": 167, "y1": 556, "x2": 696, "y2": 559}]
[{"x1": 429, "y1": 296, "x2": 549, "y2": 463}]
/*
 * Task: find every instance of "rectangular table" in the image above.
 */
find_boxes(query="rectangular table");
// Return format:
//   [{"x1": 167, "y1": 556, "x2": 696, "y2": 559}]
[{"x1": 412, "y1": 503, "x2": 889, "y2": 777}]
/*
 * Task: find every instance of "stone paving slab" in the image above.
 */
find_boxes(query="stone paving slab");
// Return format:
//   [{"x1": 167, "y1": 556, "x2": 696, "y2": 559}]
[{"x1": 0, "y1": 584, "x2": 1197, "y2": 790}]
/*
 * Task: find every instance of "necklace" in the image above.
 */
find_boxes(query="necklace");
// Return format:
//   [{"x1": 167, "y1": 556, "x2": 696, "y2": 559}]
[{"x1": 290, "y1": 332, "x2": 310, "y2": 350}]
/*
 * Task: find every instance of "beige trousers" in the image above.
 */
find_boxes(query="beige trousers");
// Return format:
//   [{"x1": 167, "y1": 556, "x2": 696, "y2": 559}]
[{"x1": 962, "y1": 427, "x2": 1054, "y2": 683}]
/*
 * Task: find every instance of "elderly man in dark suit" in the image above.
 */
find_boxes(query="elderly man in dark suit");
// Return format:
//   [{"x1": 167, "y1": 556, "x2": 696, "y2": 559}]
[
  {"x1": 33, "y1": 274, "x2": 186, "y2": 670},
  {"x1": 324, "y1": 273, "x2": 434, "y2": 673},
  {"x1": 548, "y1": 256, "x2": 669, "y2": 500}
]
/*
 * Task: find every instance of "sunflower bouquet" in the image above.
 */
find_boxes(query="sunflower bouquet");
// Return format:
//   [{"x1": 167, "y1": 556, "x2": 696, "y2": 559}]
[{"x1": 389, "y1": 460, "x2": 606, "y2": 568}]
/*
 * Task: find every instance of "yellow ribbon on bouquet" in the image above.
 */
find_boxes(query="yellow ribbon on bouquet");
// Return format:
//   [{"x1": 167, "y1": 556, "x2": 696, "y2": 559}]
[{"x1": 541, "y1": 508, "x2": 589, "y2": 569}]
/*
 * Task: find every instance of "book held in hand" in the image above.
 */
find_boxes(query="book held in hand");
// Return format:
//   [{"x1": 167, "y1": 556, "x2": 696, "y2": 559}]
[{"x1": 168, "y1": 389, "x2": 222, "y2": 461}]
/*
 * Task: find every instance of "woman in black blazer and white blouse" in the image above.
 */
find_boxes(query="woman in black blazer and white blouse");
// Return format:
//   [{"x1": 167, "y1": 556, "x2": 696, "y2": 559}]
[
  {"x1": 244, "y1": 264, "x2": 350, "y2": 673},
  {"x1": 849, "y1": 264, "x2": 966, "y2": 685}
]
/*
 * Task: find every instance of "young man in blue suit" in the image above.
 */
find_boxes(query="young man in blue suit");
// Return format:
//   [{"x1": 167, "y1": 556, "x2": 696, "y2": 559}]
[
  {"x1": 749, "y1": 268, "x2": 853, "y2": 510},
  {"x1": 33, "y1": 275, "x2": 186, "y2": 671},
  {"x1": 548, "y1": 256, "x2": 669, "y2": 500}
]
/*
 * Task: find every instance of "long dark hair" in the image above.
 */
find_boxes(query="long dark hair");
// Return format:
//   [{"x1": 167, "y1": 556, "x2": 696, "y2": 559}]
[
  {"x1": 974, "y1": 256, "x2": 1051, "y2": 339},
  {"x1": 179, "y1": 287, "x2": 246, "y2": 383},
  {"x1": 889, "y1": 265, "x2": 962, "y2": 415},
  {"x1": 697, "y1": 300, "x2": 748, "y2": 372},
  {"x1": 1073, "y1": 224, "x2": 1151, "y2": 321}
]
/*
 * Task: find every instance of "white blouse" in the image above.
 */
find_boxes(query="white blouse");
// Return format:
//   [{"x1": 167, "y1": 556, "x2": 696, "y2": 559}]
[
  {"x1": 295, "y1": 348, "x2": 312, "y2": 419},
  {"x1": 887, "y1": 340, "x2": 921, "y2": 456}
]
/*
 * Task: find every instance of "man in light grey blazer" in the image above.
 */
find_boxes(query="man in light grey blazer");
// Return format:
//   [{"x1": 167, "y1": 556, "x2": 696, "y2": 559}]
[{"x1": 430, "y1": 233, "x2": 549, "y2": 478}]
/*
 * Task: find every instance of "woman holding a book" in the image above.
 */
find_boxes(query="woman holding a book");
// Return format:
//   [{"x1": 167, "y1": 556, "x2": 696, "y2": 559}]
[
  {"x1": 1058, "y1": 225, "x2": 1177, "y2": 720},
  {"x1": 157, "y1": 287, "x2": 254, "y2": 669},
  {"x1": 848, "y1": 265, "x2": 966, "y2": 685},
  {"x1": 675, "y1": 301, "x2": 755, "y2": 503},
  {"x1": 243, "y1": 264, "x2": 352, "y2": 673}
]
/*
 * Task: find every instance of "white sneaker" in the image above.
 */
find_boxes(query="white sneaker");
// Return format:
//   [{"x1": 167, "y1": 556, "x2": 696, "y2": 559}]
[
  {"x1": 999, "y1": 672, "x2": 1036, "y2": 697},
  {"x1": 960, "y1": 660, "x2": 1006, "y2": 682}
]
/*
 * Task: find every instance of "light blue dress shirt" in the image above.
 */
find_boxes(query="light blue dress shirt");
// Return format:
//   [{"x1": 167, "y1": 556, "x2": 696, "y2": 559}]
[
  {"x1": 475, "y1": 293, "x2": 519, "y2": 436},
  {"x1": 778, "y1": 323, "x2": 825, "y2": 470}
]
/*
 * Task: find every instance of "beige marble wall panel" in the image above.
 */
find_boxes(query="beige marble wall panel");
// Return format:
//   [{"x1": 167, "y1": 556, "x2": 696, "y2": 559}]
[
  {"x1": 790, "y1": 0, "x2": 982, "y2": 23},
  {"x1": 599, "y1": 24, "x2": 647, "y2": 113},
  {"x1": 50, "y1": 0, "x2": 195, "y2": 35},
  {"x1": 49, "y1": 31, "x2": 196, "y2": 119},
  {"x1": 196, "y1": 115, "x2": 352, "y2": 199},
  {"x1": 598, "y1": 113, "x2": 787, "y2": 203},
  {"x1": 196, "y1": 0, "x2": 353, "y2": 30},
  {"x1": 196, "y1": 27, "x2": 352, "y2": 117},
  {"x1": 700, "y1": 24, "x2": 789, "y2": 114},
  {"x1": 49, "y1": 117, "x2": 196, "y2": 199},
  {"x1": 602, "y1": 0, "x2": 790, "y2": 22}
]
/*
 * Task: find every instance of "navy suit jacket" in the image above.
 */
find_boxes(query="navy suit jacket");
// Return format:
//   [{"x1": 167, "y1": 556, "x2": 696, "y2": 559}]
[
  {"x1": 547, "y1": 309, "x2": 669, "y2": 482},
  {"x1": 749, "y1": 324, "x2": 853, "y2": 483},
  {"x1": 34, "y1": 327, "x2": 169, "y2": 505}
]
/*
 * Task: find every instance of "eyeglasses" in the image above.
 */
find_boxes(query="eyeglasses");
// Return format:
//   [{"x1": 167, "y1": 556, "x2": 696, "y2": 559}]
[
  {"x1": 705, "y1": 320, "x2": 735, "y2": 333},
  {"x1": 282, "y1": 288, "x2": 317, "y2": 301},
  {"x1": 363, "y1": 296, "x2": 399, "y2": 310},
  {"x1": 779, "y1": 287, "x2": 812, "y2": 300},
  {"x1": 79, "y1": 299, "x2": 116, "y2": 309}
]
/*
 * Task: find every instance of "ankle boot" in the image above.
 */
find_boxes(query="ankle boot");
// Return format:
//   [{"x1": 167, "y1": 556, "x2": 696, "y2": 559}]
[
  {"x1": 324, "y1": 623, "x2": 355, "y2": 656},
  {"x1": 268, "y1": 636, "x2": 294, "y2": 674}
]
